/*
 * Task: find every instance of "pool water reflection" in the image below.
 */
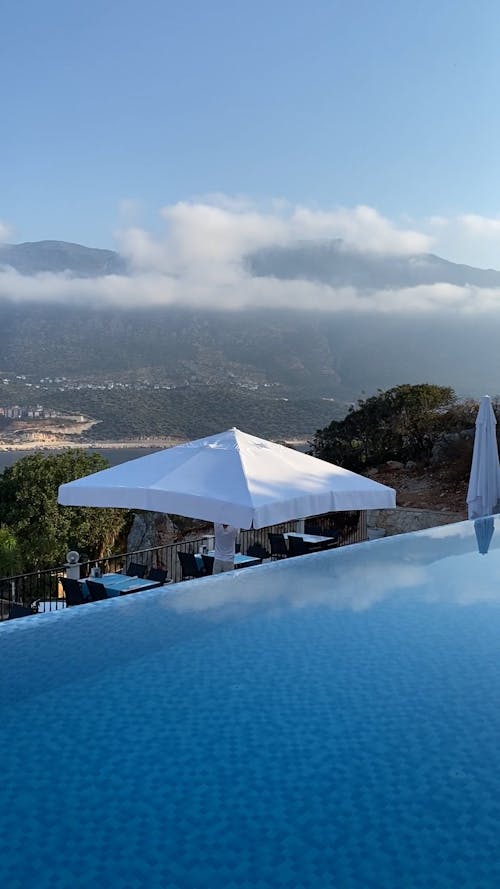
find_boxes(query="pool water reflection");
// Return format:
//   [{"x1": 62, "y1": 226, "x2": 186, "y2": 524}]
[{"x1": 1, "y1": 517, "x2": 500, "y2": 887}]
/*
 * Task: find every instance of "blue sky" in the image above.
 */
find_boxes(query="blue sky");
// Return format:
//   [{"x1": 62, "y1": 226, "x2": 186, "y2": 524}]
[{"x1": 2, "y1": 0, "x2": 500, "y2": 266}]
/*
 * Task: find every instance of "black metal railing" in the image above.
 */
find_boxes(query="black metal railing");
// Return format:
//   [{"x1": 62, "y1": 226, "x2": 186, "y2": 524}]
[
  {"x1": 83, "y1": 520, "x2": 302, "y2": 586},
  {"x1": 0, "y1": 514, "x2": 367, "y2": 620},
  {"x1": 0, "y1": 564, "x2": 67, "y2": 621}
]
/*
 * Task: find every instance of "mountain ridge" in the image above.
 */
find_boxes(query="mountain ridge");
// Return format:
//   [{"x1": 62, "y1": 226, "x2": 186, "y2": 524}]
[
  {"x1": 1, "y1": 239, "x2": 499, "y2": 434},
  {"x1": 2, "y1": 238, "x2": 500, "y2": 290},
  {"x1": 0, "y1": 240, "x2": 127, "y2": 277},
  {"x1": 247, "y1": 240, "x2": 500, "y2": 289}
]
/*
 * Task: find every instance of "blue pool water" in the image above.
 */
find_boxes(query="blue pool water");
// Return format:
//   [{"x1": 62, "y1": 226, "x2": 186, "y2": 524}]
[{"x1": 2, "y1": 518, "x2": 500, "y2": 887}]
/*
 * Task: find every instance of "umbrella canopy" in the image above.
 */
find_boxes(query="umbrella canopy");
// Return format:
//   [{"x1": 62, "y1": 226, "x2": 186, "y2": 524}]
[
  {"x1": 58, "y1": 427, "x2": 396, "y2": 529},
  {"x1": 467, "y1": 396, "x2": 500, "y2": 520}
]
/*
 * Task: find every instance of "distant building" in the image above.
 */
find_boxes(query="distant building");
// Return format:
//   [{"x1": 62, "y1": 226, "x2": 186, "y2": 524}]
[{"x1": 0, "y1": 404, "x2": 61, "y2": 420}]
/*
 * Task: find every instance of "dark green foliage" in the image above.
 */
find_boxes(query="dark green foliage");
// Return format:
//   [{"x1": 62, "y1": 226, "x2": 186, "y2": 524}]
[
  {"x1": 0, "y1": 527, "x2": 22, "y2": 577},
  {"x1": 0, "y1": 304, "x2": 343, "y2": 398},
  {"x1": 312, "y1": 383, "x2": 456, "y2": 470},
  {"x1": 0, "y1": 379, "x2": 339, "y2": 441},
  {"x1": 0, "y1": 450, "x2": 130, "y2": 572},
  {"x1": 2, "y1": 302, "x2": 500, "y2": 410},
  {"x1": 437, "y1": 399, "x2": 480, "y2": 432}
]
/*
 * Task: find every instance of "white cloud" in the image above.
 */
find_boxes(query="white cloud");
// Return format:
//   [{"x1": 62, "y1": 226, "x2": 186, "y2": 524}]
[
  {"x1": 425, "y1": 213, "x2": 500, "y2": 268},
  {"x1": 458, "y1": 214, "x2": 500, "y2": 236},
  {"x1": 0, "y1": 219, "x2": 13, "y2": 242},
  {"x1": 287, "y1": 204, "x2": 432, "y2": 254},
  {"x1": 117, "y1": 199, "x2": 434, "y2": 278},
  {"x1": 2, "y1": 262, "x2": 500, "y2": 315},
  {"x1": 3, "y1": 199, "x2": 500, "y2": 313}
]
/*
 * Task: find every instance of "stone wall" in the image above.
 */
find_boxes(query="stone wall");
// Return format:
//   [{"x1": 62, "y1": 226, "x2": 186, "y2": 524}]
[{"x1": 367, "y1": 507, "x2": 465, "y2": 537}]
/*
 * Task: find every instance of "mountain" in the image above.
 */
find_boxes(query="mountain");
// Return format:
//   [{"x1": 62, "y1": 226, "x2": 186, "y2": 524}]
[
  {"x1": 1, "y1": 300, "x2": 499, "y2": 405},
  {"x1": 247, "y1": 240, "x2": 500, "y2": 289},
  {"x1": 0, "y1": 240, "x2": 127, "y2": 276},
  {"x1": 2, "y1": 238, "x2": 500, "y2": 290},
  {"x1": 1, "y1": 239, "x2": 500, "y2": 441}
]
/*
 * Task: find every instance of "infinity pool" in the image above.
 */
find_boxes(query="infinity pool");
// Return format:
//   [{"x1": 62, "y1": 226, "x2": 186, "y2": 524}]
[{"x1": 1, "y1": 518, "x2": 500, "y2": 888}]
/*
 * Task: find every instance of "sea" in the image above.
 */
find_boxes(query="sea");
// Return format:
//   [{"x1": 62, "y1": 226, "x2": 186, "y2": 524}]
[
  {"x1": 0, "y1": 437, "x2": 311, "y2": 473},
  {"x1": 0, "y1": 447, "x2": 163, "y2": 473}
]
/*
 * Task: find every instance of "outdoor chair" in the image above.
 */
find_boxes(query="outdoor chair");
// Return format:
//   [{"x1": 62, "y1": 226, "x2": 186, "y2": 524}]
[
  {"x1": 61, "y1": 576, "x2": 86, "y2": 606},
  {"x1": 305, "y1": 520, "x2": 340, "y2": 546},
  {"x1": 8, "y1": 603, "x2": 35, "y2": 620},
  {"x1": 178, "y1": 551, "x2": 206, "y2": 580},
  {"x1": 125, "y1": 561, "x2": 147, "y2": 578},
  {"x1": 268, "y1": 532, "x2": 288, "y2": 560},
  {"x1": 287, "y1": 535, "x2": 309, "y2": 557},
  {"x1": 148, "y1": 567, "x2": 168, "y2": 584},
  {"x1": 86, "y1": 579, "x2": 107, "y2": 602},
  {"x1": 201, "y1": 553, "x2": 214, "y2": 575},
  {"x1": 246, "y1": 543, "x2": 270, "y2": 562},
  {"x1": 305, "y1": 524, "x2": 322, "y2": 536}
]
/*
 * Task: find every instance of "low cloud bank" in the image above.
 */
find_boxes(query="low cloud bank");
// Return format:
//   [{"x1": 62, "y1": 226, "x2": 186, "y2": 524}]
[
  {"x1": 2, "y1": 199, "x2": 500, "y2": 314},
  {"x1": 0, "y1": 219, "x2": 13, "y2": 243},
  {"x1": 2, "y1": 265, "x2": 500, "y2": 315}
]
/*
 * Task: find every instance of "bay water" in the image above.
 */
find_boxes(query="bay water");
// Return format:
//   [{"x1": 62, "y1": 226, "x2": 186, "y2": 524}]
[{"x1": 0, "y1": 446, "x2": 162, "y2": 473}]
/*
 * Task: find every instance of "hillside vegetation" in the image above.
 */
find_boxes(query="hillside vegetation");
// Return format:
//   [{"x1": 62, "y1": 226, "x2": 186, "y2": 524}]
[{"x1": 0, "y1": 378, "x2": 339, "y2": 442}]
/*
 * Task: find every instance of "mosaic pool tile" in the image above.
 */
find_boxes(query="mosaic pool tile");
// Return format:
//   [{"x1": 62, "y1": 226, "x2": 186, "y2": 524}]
[{"x1": 2, "y1": 520, "x2": 500, "y2": 886}]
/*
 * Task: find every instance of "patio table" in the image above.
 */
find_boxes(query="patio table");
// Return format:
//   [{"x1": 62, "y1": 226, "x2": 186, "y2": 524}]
[
  {"x1": 195, "y1": 551, "x2": 262, "y2": 571},
  {"x1": 80, "y1": 572, "x2": 163, "y2": 598},
  {"x1": 284, "y1": 532, "x2": 339, "y2": 550}
]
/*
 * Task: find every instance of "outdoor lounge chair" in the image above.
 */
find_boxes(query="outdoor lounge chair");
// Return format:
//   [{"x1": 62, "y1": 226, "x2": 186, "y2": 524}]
[
  {"x1": 147, "y1": 567, "x2": 168, "y2": 584},
  {"x1": 125, "y1": 561, "x2": 147, "y2": 578},
  {"x1": 268, "y1": 533, "x2": 288, "y2": 559},
  {"x1": 61, "y1": 576, "x2": 86, "y2": 606},
  {"x1": 86, "y1": 579, "x2": 107, "y2": 601},
  {"x1": 178, "y1": 551, "x2": 206, "y2": 580}
]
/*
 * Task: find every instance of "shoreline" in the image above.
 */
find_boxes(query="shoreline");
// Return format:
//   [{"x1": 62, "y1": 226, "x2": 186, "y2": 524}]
[
  {"x1": 0, "y1": 437, "x2": 185, "y2": 452},
  {"x1": 0, "y1": 435, "x2": 310, "y2": 453}
]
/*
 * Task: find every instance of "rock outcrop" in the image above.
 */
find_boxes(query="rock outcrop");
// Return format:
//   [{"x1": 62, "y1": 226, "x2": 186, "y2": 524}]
[{"x1": 127, "y1": 512, "x2": 178, "y2": 552}]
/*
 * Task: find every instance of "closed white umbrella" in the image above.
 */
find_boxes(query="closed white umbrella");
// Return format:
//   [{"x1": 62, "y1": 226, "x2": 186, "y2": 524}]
[
  {"x1": 58, "y1": 427, "x2": 396, "y2": 529},
  {"x1": 474, "y1": 516, "x2": 495, "y2": 555},
  {"x1": 467, "y1": 396, "x2": 500, "y2": 519}
]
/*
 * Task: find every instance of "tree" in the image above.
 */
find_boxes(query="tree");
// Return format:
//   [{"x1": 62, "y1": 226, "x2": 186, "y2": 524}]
[
  {"x1": 0, "y1": 527, "x2": 22, "y2": 578},
  {"x1": 0, "y1": 450, "x2": 131, "y2": 571},
  {"x1": 311, "y1": 383, "x2": 456, "y2": 471}
]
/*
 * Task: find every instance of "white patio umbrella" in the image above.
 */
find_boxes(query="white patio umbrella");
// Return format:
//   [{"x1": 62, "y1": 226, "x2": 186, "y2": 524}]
[
  {"x1": 467, "y1": 396, "x2": 500, "y2": 520},
  {"x1": 474, "y1": 516, "x2": 495, "y2": 555},
  {"x1": 58, "y1": 427, "x2": 396, "y2": 529}
]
